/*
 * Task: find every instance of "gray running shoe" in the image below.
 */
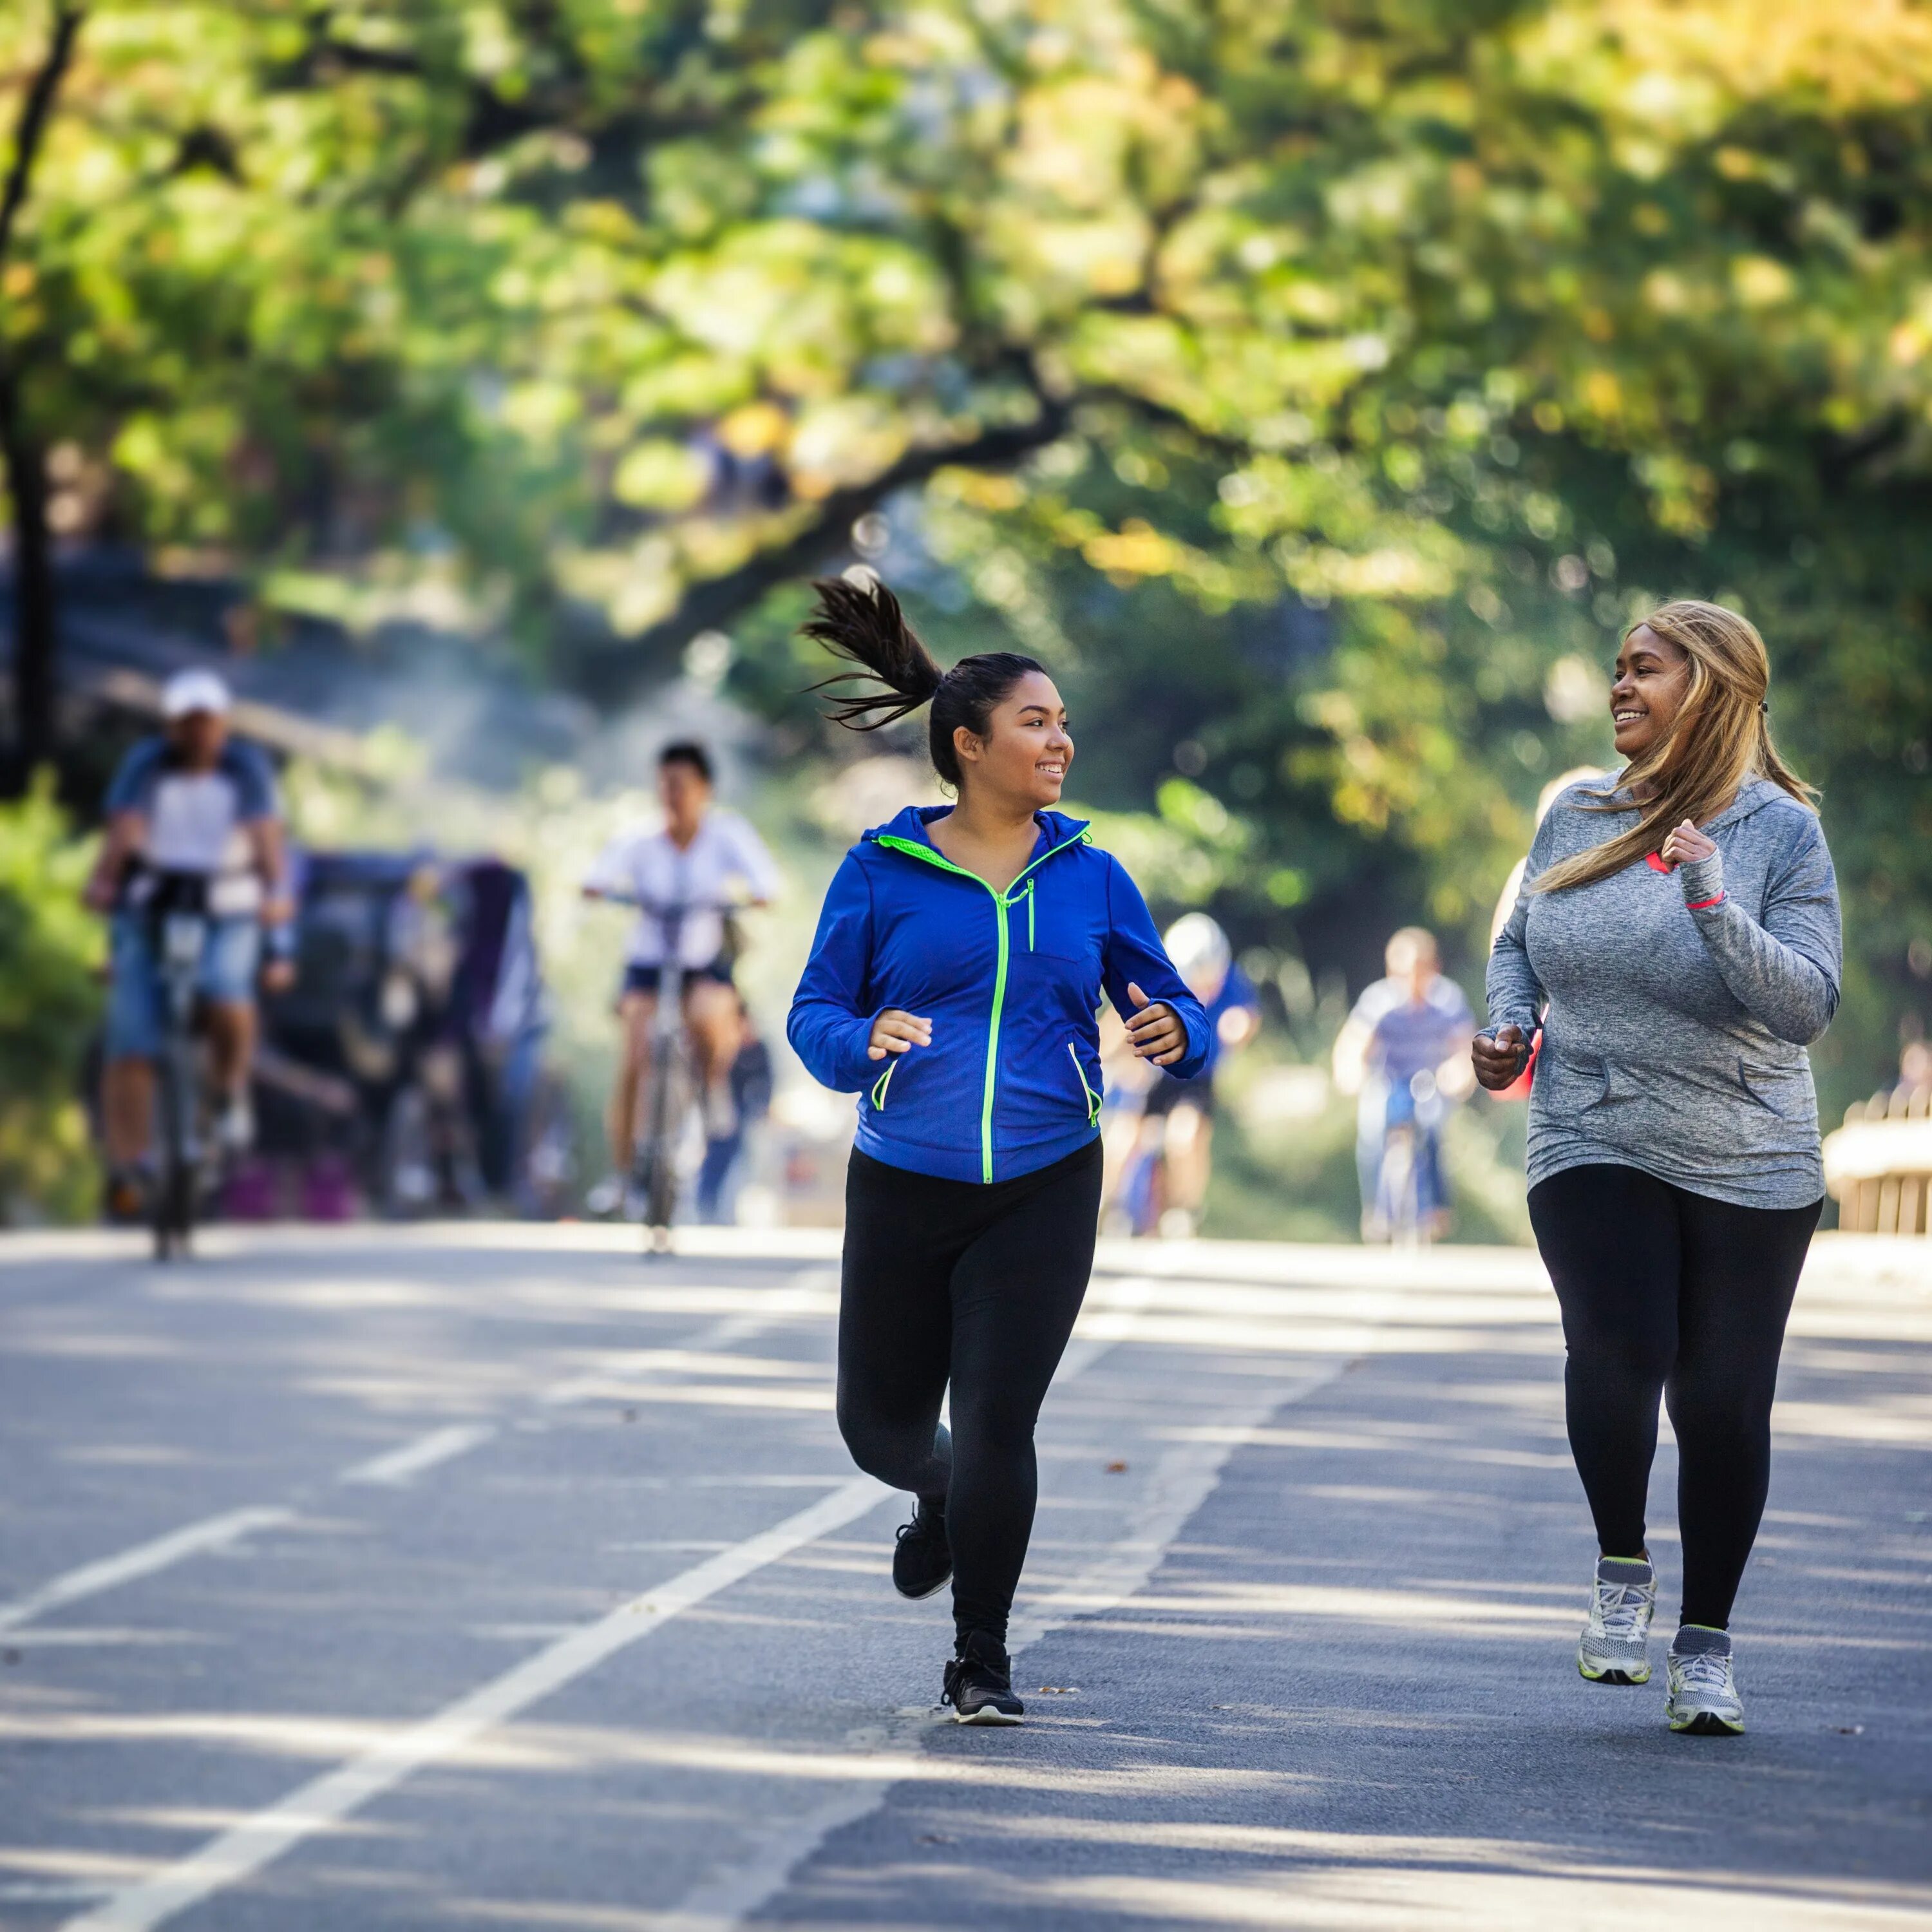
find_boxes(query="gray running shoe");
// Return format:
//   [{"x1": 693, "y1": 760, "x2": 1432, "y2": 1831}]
[
  {"x1": 1665, "y1": 1625, "x2": 1745, "y2": 1736},
  {"x1": 1577, "y1": 1555, "x2": 1656, "y2": 1685}
]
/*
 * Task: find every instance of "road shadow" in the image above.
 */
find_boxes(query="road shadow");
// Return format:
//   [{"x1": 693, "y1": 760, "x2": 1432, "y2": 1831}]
[{"x1": 761, "y1": 1278, "x2": 1932, "y2": 1930}]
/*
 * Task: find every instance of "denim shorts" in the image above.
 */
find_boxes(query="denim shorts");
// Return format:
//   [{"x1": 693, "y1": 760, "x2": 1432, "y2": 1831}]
[{"x1": 105, "y1": 913, "x2": 262, "y2": 1061}]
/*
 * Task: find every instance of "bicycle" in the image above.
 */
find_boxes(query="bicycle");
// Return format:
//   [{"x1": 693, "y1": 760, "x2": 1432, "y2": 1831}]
[
  {"x1": 142, "y1": 870, "x2": 220, "y2": 1262},
  {"x1": 600, "y1": 890, "x2": 736, "y2": 1253},
  {"x1": 1375, "y1": 1069, "x2": 1446, "y2": 1249}
]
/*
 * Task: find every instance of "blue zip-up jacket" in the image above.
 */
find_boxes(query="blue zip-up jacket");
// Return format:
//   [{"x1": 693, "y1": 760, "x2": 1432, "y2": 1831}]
[{"x1": 788, "y1": 806, "x2": 1211, "y2": 1185}]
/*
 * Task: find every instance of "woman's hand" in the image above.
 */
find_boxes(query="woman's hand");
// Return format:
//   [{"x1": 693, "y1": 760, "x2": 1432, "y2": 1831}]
[
  {"x1": 1126, "y1": 981, "x2": 1188, "y2": 1066},
  {"x1": 867, "y1": 1009, "x2": 932, "y2": 1061},
  {"x1": 1471, "y1": 1024, "x2": 1528, "y2": 1092},
  {"x1": 1658, "y1": 819, "x2": 1716, "y2": 868}
]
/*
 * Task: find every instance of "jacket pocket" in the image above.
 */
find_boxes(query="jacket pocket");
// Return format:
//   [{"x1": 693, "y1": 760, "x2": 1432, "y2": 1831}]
[
  {"x1": 1579, "y1": 1056, "x2": 1625, "y2": 1110},
  {"x1": 1024, "y1": 885, "x2": 1099, "y2": 966},
  {"x1": 1067, "y1": 1040, "x2": 1101, "y2": 1126},
  {"x1": 869, "y1": 1054, "x2": 903, "y2": 1112},
  {"x1": 1737, "y1": 1059, "x2": 1801, "y2": 1119}
]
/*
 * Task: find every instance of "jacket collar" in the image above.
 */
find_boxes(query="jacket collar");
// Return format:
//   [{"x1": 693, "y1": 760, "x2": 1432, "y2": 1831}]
[{"x1": 864, "y1": 804, "x2": 1092, "y2": 858}]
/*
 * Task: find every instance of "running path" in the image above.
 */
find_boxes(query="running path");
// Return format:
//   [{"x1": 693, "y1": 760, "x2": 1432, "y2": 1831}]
[{"x1": 0, "y1": 1229, "x2": 1925, "y2": 1928}]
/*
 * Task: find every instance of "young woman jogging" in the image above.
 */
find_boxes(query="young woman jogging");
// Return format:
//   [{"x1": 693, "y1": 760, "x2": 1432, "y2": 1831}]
[
  {"x1": 1477, "y1": 601, "x2": 1840, "y2": 1736},
  {"x1": 788, "y1": 578, "x2": 1209, "y2": 1725}
]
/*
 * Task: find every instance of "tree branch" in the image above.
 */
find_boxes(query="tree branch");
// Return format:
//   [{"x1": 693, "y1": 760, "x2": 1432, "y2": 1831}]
[
  {"x1": 0, "y1": 2, "x2": 84, "y2": 268},
  {"x1": 589, "y1": 401, "x2": 1072, "y2": 691}
]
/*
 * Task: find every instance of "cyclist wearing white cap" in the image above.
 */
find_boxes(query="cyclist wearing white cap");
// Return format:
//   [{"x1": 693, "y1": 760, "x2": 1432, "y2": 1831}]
[{"x1": 85, "y1": 670, "x2": 295, "y2": 1206}]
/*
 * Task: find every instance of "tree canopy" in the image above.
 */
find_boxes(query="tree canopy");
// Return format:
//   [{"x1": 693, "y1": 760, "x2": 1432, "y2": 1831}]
[{"x1": 4, "y1": 0, "x2": 1929, "y2": 1113}]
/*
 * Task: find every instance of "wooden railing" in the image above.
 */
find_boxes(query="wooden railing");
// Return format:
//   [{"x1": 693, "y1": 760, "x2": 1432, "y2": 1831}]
[{"x1": 1823, "y1": 1081, "x2": 1932, "y2": 1235}]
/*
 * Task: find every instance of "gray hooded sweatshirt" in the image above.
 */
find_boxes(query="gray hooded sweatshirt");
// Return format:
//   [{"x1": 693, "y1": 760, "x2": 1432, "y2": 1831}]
[{"x1": 1486, "y1": 775, "x2": 1841, "y2": 1209}]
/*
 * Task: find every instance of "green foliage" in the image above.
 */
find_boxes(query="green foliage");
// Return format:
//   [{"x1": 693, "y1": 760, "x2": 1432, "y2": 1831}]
[
  {"x1": 0, "y1": 777, "x2": 102, "y2": 1222},
  {"x1": 5, "y1": 0, "x2": 1928, "y2": 1150}
]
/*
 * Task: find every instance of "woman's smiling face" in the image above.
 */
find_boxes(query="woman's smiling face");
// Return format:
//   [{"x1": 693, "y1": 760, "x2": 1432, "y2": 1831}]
[
  {"x1": 1609, "y1": 623, "x2": 1692, "y2": 760},
  {"x1": 959, "y1": 670, "x2": 1074, "y2": 807}
]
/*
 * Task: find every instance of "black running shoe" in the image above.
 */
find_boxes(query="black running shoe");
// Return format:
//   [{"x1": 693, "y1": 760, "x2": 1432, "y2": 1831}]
[
  {"x1": 942, "y1": 1631, "x2": 1025, "y2": 1725},
  {"x1": 892, "y1": 1497, "x2": 952, "y2": 1601}
]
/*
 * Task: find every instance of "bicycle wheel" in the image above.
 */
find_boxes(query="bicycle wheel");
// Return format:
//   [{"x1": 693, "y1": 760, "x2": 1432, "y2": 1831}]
[
  {"x1": 631, "y1": 1036, "x2": 690, "y2": 1247},
  {"x1": 1380, "y1": 1128, "x2": 1421, "y2": 1247},
  {"x1": 153, "y1": 1052, "x2": 193, "y2": 1262}
]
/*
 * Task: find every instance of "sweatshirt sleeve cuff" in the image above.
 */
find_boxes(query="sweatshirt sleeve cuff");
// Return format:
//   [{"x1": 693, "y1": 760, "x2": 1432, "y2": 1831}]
[
  {"x1": 1680, "y1": 851, "x2": 1725, "y2": 911},
  {"x1": 837, "y1": 1014, "x2": 884, "y2": 1088}
]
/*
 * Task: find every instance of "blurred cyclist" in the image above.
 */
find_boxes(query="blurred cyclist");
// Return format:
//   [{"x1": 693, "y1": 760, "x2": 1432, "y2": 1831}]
[
  {"x1": 582, "y1": 741, "x2": 780, "y2": 1214},
  {"x1": 1332, "y1": 926, "x2": 1473, "y2": 1241},
  {"x1": 84, "y1": 670, "x2": 295, "y2": 1211},
  {"x1": 1115, "y1": 913, "x2": 1260, "y2": 1238}
]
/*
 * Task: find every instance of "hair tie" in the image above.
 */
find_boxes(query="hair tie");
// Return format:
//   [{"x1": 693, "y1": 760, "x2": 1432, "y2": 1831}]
[{"x1": 1759, "y1": 699, "x2": 1769, "y2": 714}]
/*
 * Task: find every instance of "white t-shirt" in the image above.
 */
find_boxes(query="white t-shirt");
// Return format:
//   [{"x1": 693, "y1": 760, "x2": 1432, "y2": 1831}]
[
  {"x1": 585, "y1": 811, "x2": 782, "y2": 967},
  {"x1": 105, "y1": 736, "x2": 279, "y2": 916}
]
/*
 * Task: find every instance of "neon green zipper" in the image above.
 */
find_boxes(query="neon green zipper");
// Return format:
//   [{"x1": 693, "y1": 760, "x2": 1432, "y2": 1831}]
[
  {"x1": 869, "y1": 1057, "x2": 898, "y2": 1110},
  {"x1": 1067, "y1": 1041, "x2": 1099, "y2": 1126},
  {"x1": 875, "y1": 831, "x2": 1084, "y2": 1183}
]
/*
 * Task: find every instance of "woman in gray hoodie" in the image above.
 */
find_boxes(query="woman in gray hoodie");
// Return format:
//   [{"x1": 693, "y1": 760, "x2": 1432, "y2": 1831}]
[{"x1": 1477, "y1": 600, "x2": 1839, "y2": 1738}]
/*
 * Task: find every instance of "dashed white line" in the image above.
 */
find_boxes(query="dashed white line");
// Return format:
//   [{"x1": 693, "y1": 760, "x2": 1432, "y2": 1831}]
[
  {"x1": 338, "y1": 1423, "x2": 498, "y2": 1486},
  {"x1": 52, "y1": 1271, "x2": 1170, "y2": 1930},
  {"x1": 0, "y1": 1508, "x2": 294, "y2": 1639},
  {"x1": 59, "y1": 1473, "x2": 892, "y2": 1932},
  {"x1": 0, "y1": 1267, "x2": 837, "y2": 1638},
  {"x1": 667, "y1": 1355, "x2": 1356, "y2": 1932}
]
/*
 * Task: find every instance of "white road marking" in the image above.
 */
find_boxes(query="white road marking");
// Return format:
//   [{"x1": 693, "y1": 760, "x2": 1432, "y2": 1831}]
[
  {"x1": 536, "y1": 1271, "x2": 837, "y2": 1406},
  {"x1": 52, "y1": 1269, "x2": 1164, "y2": 1928},
  {"x1": 60, "y1": 1473, "x2": 892, "y2": 1932},
  {"x1": 663, "y1": 1354, "x2": 1358, "y2": 1932},
  {"x1": 0, "y1": 1509, "x2": 294, "y2": 1640},
  {"x1": 1, "y1": 1267, "x2": 837, "y2": 1638},
  {"x1": 337, "y1": 1424, "x2": 497, "y2": 1486}
]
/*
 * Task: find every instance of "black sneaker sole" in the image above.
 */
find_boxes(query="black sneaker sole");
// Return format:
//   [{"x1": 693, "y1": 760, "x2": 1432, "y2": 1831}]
[
  {"x1": 952, "y1": 1704, "x2": 1024, "y2": 1726},
  {"x1": 895, "y1": 1573, "x2": 952, "y2": 1601}
]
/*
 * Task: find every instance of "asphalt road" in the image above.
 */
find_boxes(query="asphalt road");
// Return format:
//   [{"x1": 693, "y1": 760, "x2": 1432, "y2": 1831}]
[{"x1": 1, "y1": 1224, "x2": 1927, "y2": 1931}]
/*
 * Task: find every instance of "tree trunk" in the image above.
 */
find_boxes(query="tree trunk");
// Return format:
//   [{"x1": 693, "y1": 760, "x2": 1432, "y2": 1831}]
[
  {"x1": 0, "y1": 365, "x2": 53, "y2": 793},
  {"x1": 0, "y1": 4, "x2": 85, "y2": 795}
]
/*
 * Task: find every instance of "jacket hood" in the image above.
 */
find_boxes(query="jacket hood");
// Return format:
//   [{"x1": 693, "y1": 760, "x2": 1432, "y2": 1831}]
[
  {"x1": 1705, "y1": 775, "x2": 1810, "y2": 835},
  {"x1": 861, "y1": 804, "x2": 1092, "y2": 850},
  {"x1": 1592, "y1": 773, "x2": 1808, "y2": 837}
]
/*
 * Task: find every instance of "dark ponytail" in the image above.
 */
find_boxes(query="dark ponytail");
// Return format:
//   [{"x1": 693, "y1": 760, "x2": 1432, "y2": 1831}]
[{"x1": 802, "y1": 575, "x2": 1045, "y2": 788}]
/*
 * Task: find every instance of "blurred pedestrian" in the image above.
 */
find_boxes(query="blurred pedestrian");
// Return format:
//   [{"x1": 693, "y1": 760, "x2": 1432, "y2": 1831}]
[
  {"x1": 1332, "y1": 927, "x2": 1473, "y2": 1241},
  {"x1": 1476, "y1": 600, "x2": 1840, "y2": 1736},
  {"x1": 695, "y1": 996, "x2": 772, "y2": 1224}
]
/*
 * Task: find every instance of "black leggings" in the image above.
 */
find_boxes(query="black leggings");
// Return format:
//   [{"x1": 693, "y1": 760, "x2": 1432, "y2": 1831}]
[
  {"x1": 838, "y1": 1138, "x2": 1102, "y2": 1647},
  {"x1": 1528, "y1": 1163, "x2": 1821, "y2": 1629}
]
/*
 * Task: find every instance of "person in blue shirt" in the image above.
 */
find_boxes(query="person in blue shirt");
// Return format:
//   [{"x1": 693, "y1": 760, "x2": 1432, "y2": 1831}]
[
  {"x1": 1332, "y1": 925, "x2": 1475, "y2": 1240},
  {"x1": 1113, "y1": 913, "x2": 1260, "y2": 1237},
  {"x1": 788, "y1": 576, "x2": 1209, "y2": 1725},
  {"x1": 84, "y1": 670, "x2": 295, "y2": 1209}
]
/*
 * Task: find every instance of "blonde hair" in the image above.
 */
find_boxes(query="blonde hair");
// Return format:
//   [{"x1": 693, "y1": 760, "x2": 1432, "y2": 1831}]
[{"x1": 1533, "y1": 600, "x2": 1816, "y2": 896}]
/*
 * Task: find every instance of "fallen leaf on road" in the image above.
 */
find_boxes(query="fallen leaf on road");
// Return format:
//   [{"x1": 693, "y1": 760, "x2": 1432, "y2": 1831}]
[{"x1": 1104, "y1": 1459, "x2": 1127, "y2": 1473}]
